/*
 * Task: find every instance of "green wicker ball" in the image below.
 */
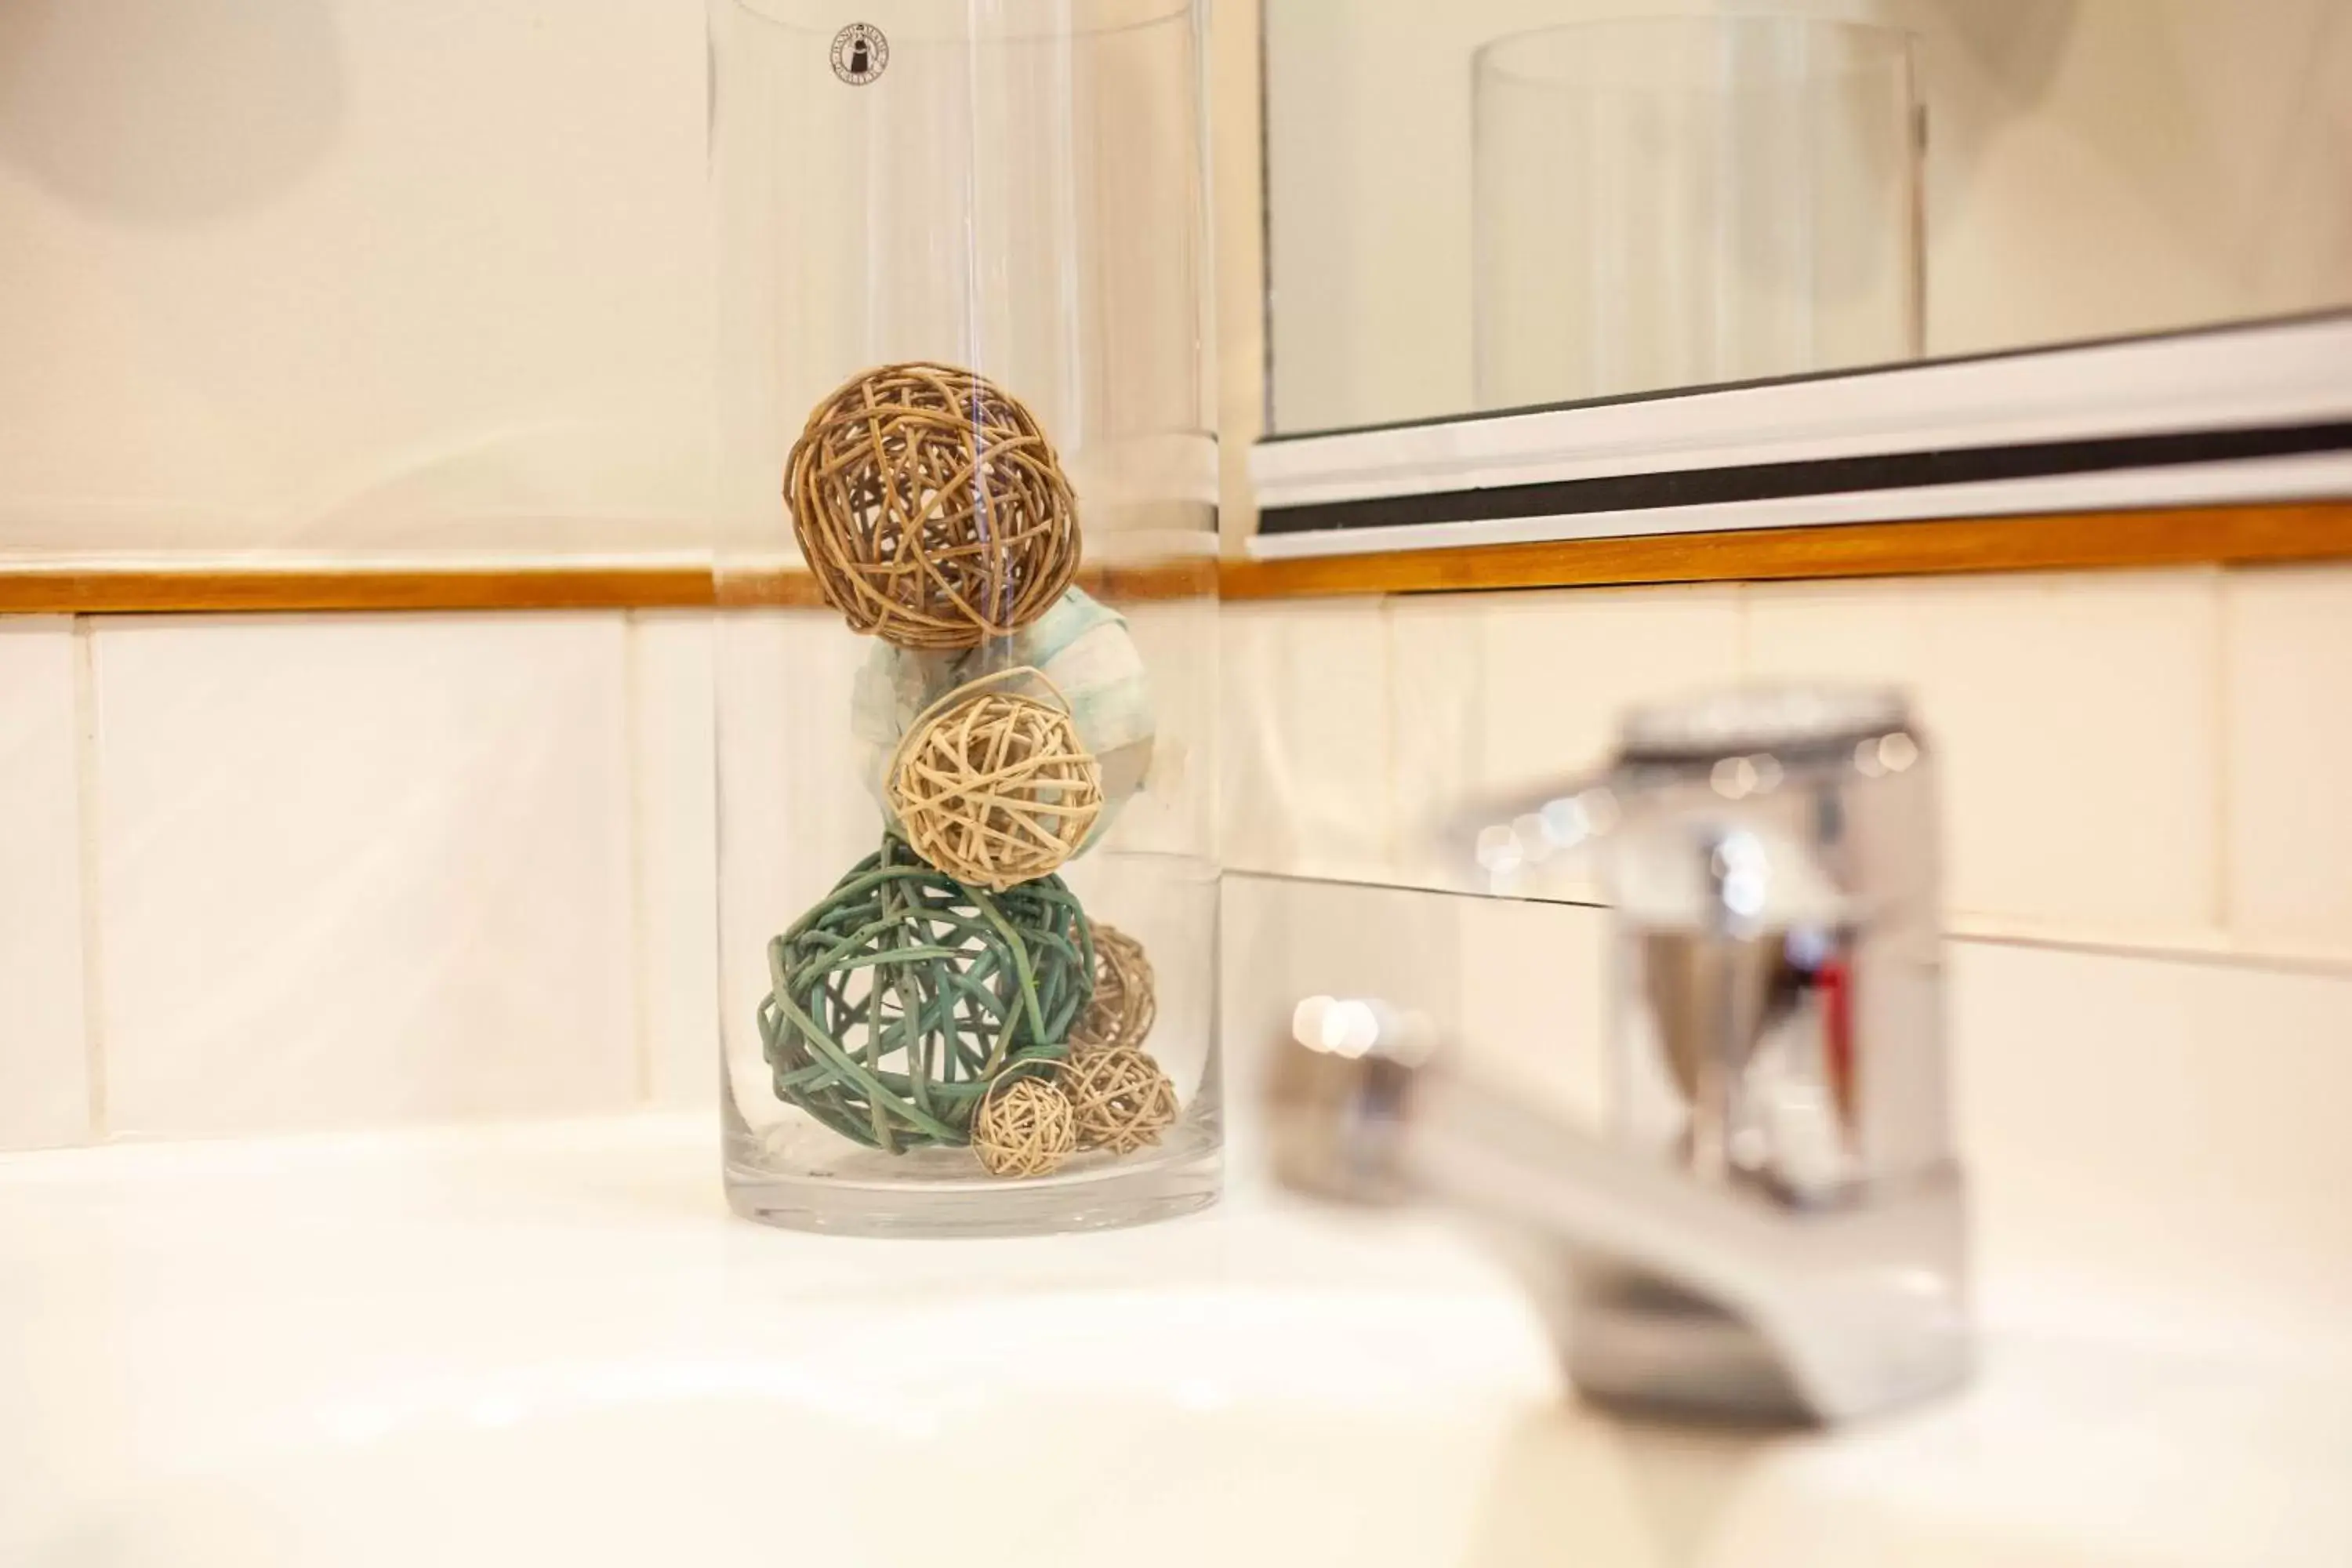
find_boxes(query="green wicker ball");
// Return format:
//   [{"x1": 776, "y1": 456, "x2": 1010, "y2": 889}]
[{"x1": 758, "y1": 835, "x2": 1095, "y2": 1153}]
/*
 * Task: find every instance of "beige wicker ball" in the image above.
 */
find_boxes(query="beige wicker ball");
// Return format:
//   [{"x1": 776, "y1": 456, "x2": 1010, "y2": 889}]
[
  {"x1": 1058, "y1": 1044, "x2": 1179, "y2": 1155},
  {"x1": 1073, "y1": 924, "x2": 1156, "y2": 1050},
  {"x1": 889, "y1": 678, "x2": 1104, "y2": 891},
  {"x1": 786, "y1": 361, "x2": 1080, "y2": 652},
  {"x1": 972, "y1": 1076, "x2": 1079, "y2": 1178}
]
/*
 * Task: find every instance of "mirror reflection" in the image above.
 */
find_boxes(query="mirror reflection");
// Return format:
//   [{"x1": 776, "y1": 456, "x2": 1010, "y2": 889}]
[{"x1": 1265, "y1": 1, "x2": 2352, "y2": 433}]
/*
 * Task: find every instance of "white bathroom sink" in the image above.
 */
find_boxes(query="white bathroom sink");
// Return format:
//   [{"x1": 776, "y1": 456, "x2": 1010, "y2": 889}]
[{"x1": 4, "y1": 1116, "x2": 2347, "y2": 1566}]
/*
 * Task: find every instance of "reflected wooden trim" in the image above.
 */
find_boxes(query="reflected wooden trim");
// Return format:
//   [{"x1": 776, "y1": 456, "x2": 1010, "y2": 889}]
[
  {"x1": 3, "y1": 504, "x2": 2344, "y2": 615},
  {"x1": 719, "y1": 554, "x2": 1216, "y2": 608},
  {"x1": 712, "y1": 569, "x2": 824, "y2": 609},
  {"x1": 1219, "y1": 503, "x2": 2352, "y2": 600}
]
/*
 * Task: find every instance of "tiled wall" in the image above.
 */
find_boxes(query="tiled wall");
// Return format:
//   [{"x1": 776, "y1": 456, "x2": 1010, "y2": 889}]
[
  {"x1": 4, "y1": 565, "x2": 2348, "y2": 1335},
  {"x1": 1218, "y1": 564, "x2": 2352, "y2": 1335},
  {"x1": 0, "y1": 596, "x2": 1207, "y2": 1149},
  {"x1": 1225, "y1": 564, "x2": 2352, "y2": 955},
  {"x1": 0, "y1": 0, "x2": 709, "y2": 559},
  {"x1": 0, "y1": 620, "x2": 89, "y2": 1149}
]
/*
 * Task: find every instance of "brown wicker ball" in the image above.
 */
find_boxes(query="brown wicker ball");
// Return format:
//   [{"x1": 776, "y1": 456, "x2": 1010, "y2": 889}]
[
  {"x1": 786, "y1": 362, "x2": 1080, "y2": 652},
  {"x1": 890, "y1": 679, "x2": 1104, "y2": 891},
  {"x1": 1073, "y1": 924, "x2": 1156, "y2": 1050},
  {"x1": 972, "y1": 1076, "x2": 1079, "y2": 1178},
  {"x1": 1058, "y1": 1044, "x2": 1179, "y2": 1155}
]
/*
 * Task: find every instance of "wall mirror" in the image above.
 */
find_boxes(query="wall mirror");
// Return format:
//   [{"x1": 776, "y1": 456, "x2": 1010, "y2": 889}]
[
  {"x1": 1265, "y1": 0, "x2": 2350, "y2": 434},
  {"x1": 1254, "y1": 0, "x2": 2351, "y2": 561}
]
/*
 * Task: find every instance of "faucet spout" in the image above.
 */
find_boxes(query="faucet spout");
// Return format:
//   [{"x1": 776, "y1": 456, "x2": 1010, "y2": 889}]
[{"x1": 1269, "y1": 1000, "x2": 1971, "y2": 1425}]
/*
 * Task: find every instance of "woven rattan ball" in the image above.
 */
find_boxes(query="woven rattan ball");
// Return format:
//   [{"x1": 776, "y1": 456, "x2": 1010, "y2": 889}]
[
  {"x1": 890, "y1": 681, "x2": 1104, "y2": 891},
  {"x1": 758, "y1": 835, "x2": 1093, "y2": 1153},
  {"x1": 786, "y1": 362, "x2": 1080, "y2": 652},
  {"x1": 971, "y1": 1075, "x2": 1080, "y2": 1178},
  {"x1": 849, "y1": 587, "x2": 1156, "y2": 848},
  {"x1": 1058, "y1": 1044, "x2": 1179, "y2": 1155},
  {"x1": 1073, "y1": 924, "x2": 1156, "y2": 1050}
]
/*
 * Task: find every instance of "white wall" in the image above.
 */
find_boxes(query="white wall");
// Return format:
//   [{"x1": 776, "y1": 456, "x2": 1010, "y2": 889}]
[
  {"x1": 0, "y1": 0, "x2": 711, "y2": 561},
  {"x1": 1265, "y1": 0, "x2": 2352, "y2": 431},
  {"x1": 0, "y1": 0, "x2": 1276, "y2": 562}
]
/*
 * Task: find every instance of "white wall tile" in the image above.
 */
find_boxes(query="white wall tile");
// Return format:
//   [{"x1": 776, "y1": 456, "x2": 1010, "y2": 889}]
[
  {"x1": 1481, "y1": 584, "x2": 1744, "y2": 790},
  {"x1": 1454, "y1": 896, "x2": 1610, "y2": 1130},
  {"x1": 2224, "y1": 566, "x2": 2352, "y2": 951},
  {"x1": 1220, "y1": 873, "x2": 1613, "y2": 1181},
  {"x1": 1106, "y1": 594, "x2": 1218, "y2": 862},
  {"x1": 1385, "y1": 597, "x2": 1486, "y2": 891},
  {"x1": 1220, "y1": 600, "x2": 1391, "y2": 880},
  {"x1": 1951, "y1": 938, "x2": 2352, "y2": 1338},
  {"x1": 93, "y1": 614, "x2": 638, "y2": 1136},
  {"x1": 0, "y1": 620, "x2": 89, "y2": 1148},
  {"x1": 1745, "y1": 570, "x2": 2222, "y2": 938},
  {"x1": 630, "y1": 612, "x2": 717, "y2": 1111},
  {"x1": 1390, "y1": 585, "x2": 1742, "y2": 898},
  {"x1": 1218, "y1": 872, "x2": 1464, "y2": 1180},
  {"x1": 1917, "y1": 572, "x2": 2220, "y2": 936},
  {"x1": 1737, "y1": 573, "x2": 1936, "y2": 693}
]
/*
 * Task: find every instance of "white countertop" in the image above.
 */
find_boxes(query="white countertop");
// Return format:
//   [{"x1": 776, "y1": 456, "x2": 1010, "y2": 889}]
[{"x1": 3, "y1": 1115, "x2": 2346, "y2": 1566}]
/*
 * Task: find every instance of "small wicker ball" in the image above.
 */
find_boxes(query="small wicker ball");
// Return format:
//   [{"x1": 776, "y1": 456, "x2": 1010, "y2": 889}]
[
  {"x1": 786, "y1": 361, "x2": 1080, "y2": 652},
  {"x1": 972, "y1": 1076, "x2": 1080, "y2": 1178},
  {"x1": 1058, "y1": 1044, "x2": 1179, "y2": 1155},
  {"x1": 891, "y1": 683, "x2": 1104, "y2": 891},
  {"x1": 1073, "y1": 924, "x2": 1156, "y2": 1050}
]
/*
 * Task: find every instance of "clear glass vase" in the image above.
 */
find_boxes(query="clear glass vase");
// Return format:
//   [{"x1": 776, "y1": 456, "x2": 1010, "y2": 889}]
[
  {"x1": 1474, "y1": 16, "x2": 1923, "y2": 409},
  {"x1": 709, "y1": 0, "x2": 1220, "y2": 1235}
]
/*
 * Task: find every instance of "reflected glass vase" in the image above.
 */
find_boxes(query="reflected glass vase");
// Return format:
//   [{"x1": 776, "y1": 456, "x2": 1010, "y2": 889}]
[{"x1": 1475, "y1": 16, "x2": 1923, "y2": 408}]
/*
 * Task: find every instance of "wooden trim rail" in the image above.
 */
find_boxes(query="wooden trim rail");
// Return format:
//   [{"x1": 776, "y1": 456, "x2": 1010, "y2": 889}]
[
  {"x1": 0, "y1": 565, "x2": 718, "y2": 617},
  {"x1": 0, "y1": 504, "x2": 2345, "y2": 615}
]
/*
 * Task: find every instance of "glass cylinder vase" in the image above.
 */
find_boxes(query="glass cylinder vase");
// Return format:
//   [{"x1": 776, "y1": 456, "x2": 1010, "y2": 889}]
[
  {"x1": 1474, "y1": 16, "x2": 1922, "y2": 409},
  {"x1": 710, "y1": 0, "x2": 1220, "y2": 1235}
]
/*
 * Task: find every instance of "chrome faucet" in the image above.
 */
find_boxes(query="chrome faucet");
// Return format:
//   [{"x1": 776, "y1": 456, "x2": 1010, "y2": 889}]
[{"x1": 1265, "y1": 687, "x2": 1971, "y2": 1425}]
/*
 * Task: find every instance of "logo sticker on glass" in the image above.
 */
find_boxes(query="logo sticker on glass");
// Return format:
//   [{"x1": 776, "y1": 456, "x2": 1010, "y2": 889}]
[{"x1": 831, "y1": 22, "x2": 887, "y2": 85}]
